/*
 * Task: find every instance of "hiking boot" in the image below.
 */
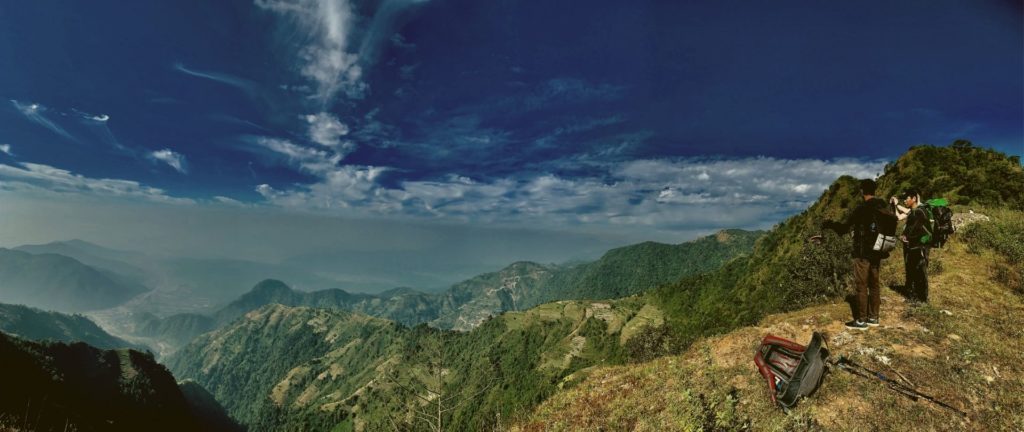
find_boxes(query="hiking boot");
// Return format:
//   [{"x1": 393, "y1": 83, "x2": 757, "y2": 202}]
[
  {"x1": 845, "y1": 320, "x2": 869, "y2": 330},
  {"x1": 865, "y1": 318, "x2": 880, "y2": 327}
]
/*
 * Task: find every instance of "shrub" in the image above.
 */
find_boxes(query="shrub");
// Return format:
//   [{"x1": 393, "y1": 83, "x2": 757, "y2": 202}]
[
  {"x1": 624, "y1": 324, "x2": 683, "y2": 363},
  {"x1": 960, "y1": 208, "x2": 1024, "y2": 294}
]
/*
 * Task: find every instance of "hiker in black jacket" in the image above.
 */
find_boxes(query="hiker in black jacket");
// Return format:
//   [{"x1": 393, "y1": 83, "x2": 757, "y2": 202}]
[
  {"x1": 901, "y1": 189, "x2": 930, "y2": 303},
  {"x1": 822, "y1": 179, "x2": 889, "y2": 330}
]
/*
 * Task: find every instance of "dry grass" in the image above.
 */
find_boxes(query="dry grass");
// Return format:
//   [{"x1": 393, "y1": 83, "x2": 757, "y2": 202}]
[{"x1": 514, "y1": 220, "x2": 1024, "y2": 431}]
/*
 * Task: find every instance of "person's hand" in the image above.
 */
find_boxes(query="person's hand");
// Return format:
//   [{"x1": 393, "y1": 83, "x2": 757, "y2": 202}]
[{"x1": 889, "y1": 196, "x2": 899, "y2": 206}]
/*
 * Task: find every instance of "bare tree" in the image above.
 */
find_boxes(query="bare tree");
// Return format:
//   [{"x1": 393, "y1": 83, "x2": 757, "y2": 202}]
[{"x1": 385, "y1": 330, "x2": 496, "y2": 432}]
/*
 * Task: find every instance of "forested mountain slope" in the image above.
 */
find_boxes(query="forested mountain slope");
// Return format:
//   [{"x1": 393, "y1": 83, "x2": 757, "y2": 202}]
[{"x1": 0, "y1": 332, "x2": 240, "y2": 432}]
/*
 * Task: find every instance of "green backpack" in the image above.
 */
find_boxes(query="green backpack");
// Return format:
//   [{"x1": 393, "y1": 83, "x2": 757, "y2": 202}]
[{"x1": 920, "y1": 198, "x2": 954, "y2": 247}]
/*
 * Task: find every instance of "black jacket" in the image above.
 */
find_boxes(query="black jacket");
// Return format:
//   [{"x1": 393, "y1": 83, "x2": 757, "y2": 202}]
[
  {"x1": 827, "y1": 197, "x2": 889, "y2": 259},
  {"x1": 904, "y1": 207, "x2": 931, "y2": 249}
]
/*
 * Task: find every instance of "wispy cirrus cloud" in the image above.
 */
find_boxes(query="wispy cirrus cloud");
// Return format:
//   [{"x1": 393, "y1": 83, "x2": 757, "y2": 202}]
[
  {"x1": 255, "y1": 0, "x2": 428, "y2": 105},
  {"x1": 69, "y1": 109, "x2": 136, "y2": 155},
  {"x1": 174, "y1": 63, "x2": 259, "y2": 95},
  {"x1": 248, "y1": 136, "x2": 345, "y2": 176},
  {"x1": 148, "y1": 149, "x2": 189, "y2": 174},
  {"x1": 9, "y1": 100, "x2": 77, "y2": 142},
  {"x1": 0, "y1": 144, "x2": 12, "y2": 156},
  {"x1": 255, "y1": 0, "x2": 365, "y2": 103},
  {"x1": 0, "y1": 161, "x2": 193, "y2": 204},
  {"x1": 71, "y1": 108, "x2": 111, "y2": 123}
]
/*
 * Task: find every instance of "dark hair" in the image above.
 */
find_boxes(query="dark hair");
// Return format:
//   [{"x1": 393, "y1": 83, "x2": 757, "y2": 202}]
[
  {"x1": 900, "y1": 189, "x2": 920, "y2": 200},
  {"x1": 859, "y1": 179, "x2": 877, "y2": 195}
]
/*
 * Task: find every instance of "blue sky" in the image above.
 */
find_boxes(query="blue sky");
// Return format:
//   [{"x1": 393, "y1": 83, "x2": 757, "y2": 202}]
[{"x1": 0, "y1": 1, "x2": 1021, "y2": 276}]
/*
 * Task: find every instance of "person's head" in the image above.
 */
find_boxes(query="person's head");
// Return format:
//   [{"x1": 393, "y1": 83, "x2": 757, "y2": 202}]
[
  {"x1": 901, "y1": 189, "x2": 920, "y2": 208},
  {"x1": 859, "y1": 179, "x2": 877, "y2": 200}
]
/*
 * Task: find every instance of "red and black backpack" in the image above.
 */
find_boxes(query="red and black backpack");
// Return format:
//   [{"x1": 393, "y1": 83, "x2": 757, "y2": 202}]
[{"x1": 754, "y1": 332, "x2": 830, "y2": 408}]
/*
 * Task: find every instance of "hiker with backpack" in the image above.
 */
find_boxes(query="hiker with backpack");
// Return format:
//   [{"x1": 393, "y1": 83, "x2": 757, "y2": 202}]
[
  {"x1": 822, "y1": 179, "x2": 897, "y2": 330},
  {"x1": 899, "y1": 189, "x2": 955, "y2": 303},
  {"x1": 901, "y1": 189, "x2": 932, "y2": 303}
]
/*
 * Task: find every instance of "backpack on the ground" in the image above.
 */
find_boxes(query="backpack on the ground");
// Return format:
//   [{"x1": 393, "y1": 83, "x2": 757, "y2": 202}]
[
  {"x1": 754, "y1": 332, "x2": 830, "y2": 409},
  {"x1": 869, "y1": 203, "x2": 899, "y2": 255},
  {"x1": 921, "y1": 198, "x2": 954, "y2": 248}
]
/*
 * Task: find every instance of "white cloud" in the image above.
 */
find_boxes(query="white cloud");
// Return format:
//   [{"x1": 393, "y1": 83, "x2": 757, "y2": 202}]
[
  {"x1": 9, "y1": 100, "x2": 76, "y2": 142},
  {"x1": 252, "y1": 136, "x2": 343, "y2": 175},
  {"x1": 255, "y1": 0, "x2": 427, "y2": 104},
  {"x1": 305, "y1": 112, "x2": 353, "y2": 154},
  {"x1": 148, "y1": 149, "x2": 189, "y2": 174},
  {"x1": 255, "y1": 183, "x2": 278, "y2": 199},
  {"x1": 255, "y1": 0, "x2": 365, "y2": 102},
  {"x1": 0, "y1": 144, "x2": 11, "y2": 156},
  {"x1": 249, "y1": 156, "x2": 885, "y2": 233},
  {"x1": 0, "y1": 162, "x2": 192, "y2": 204}
]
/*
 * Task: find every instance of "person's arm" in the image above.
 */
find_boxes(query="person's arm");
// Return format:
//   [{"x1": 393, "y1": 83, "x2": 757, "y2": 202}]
[
  {"x1": 891, "y1": 196, "x2": 911, "y2": 221},
  {"x1": 824, "y1": 203, "x2": 863, "y2": 235}
]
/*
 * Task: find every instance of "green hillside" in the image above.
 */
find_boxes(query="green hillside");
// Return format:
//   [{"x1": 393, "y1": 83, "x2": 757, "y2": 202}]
[
  {"x1": 167, "y1": 299, "x2": 652, "y2": 431},
  {"x1": 547, "y1": 229, "x2": 765, "y2": 302},
  {"x1": 0, "y1": 302, "x2": 142, "y2": 350},
  {"x1": 211, "y1": 279, "x2": 440, "y2": 326},
  {"x1": 433, "y1": 230, "x2": 762, "y2": 331},
  {"x1": 0, "y1": 332, "x2": 239, "y2": 432},
  {"x1": 166, "y1": 305, "x2": 407, "y2": 431}
]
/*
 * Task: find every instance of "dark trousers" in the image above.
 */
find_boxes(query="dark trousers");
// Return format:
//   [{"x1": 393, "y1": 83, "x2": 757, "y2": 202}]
[
  {"x1": 853, "y1": 257, "x2": 881, "y2": 321},
  {"x1": 905, "y1": 247, "x2": 929, "y2": 302}
]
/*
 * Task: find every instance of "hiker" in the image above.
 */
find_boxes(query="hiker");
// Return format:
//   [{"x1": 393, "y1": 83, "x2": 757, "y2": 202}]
[
  {"x1": 822, "y1": 179, "x2": 894, "y2": 330},
  {"x1": 901, "y1": 189, "x2": 930, "y2": 303}
]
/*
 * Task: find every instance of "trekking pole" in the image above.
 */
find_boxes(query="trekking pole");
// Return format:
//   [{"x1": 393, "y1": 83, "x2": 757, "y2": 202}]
[
  {"x1": 834, "y1": 357, "x2": 967, "y2": 417},
  {"x1": 834, "y1": 359, "x2": 920, "y2": 401}
]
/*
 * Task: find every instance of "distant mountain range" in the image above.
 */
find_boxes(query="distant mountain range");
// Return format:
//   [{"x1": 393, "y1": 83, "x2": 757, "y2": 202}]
[
  {"x1": 139, "y1": 229, "x2": 761, "y2": 355},
  {"x1": 0, "y1": 302, "x2": 142, "y2": 350},
  {"x1": 434, "y1": 228, "x2": 764, "y2": 330},
  {"x1": 0, "y1": 248, "x2": 147, "y2": 313},
  {"x1": 0, "y1": 331, "x2": 241, "y2": 432},
  {"x1": 13, "y1": 240, "x2": 349, "y2": 315}
]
